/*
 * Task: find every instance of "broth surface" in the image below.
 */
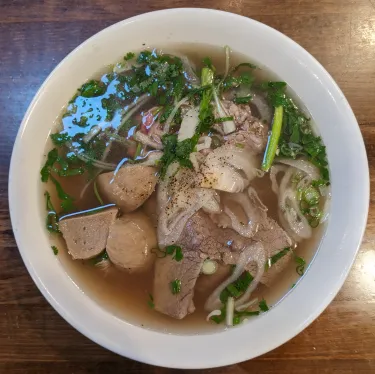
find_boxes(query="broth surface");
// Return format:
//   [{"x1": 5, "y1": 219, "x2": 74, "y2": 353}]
[{"x1": 45, "y1": 44, "x2": 327, "y2": 334}]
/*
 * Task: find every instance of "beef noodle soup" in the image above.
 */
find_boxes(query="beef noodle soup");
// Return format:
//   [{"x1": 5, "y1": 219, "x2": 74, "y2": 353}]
[{"x1": 41, "y1": 45, "x2": 330, "y2": 333}]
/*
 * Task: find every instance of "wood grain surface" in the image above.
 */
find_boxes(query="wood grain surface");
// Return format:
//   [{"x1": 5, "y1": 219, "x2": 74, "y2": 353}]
[{"x1": 1, "y1": 1, "x2": 375, "y2": 373}]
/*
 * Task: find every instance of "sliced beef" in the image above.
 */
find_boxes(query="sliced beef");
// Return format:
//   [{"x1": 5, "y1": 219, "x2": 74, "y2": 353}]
[
  {"x1": 153, "y1": 251, "x2": 204, "y2": 319},
  {"x1": 106, "y1": 211, "x2": 157, "y2": 273},
  {"x1": 96, "y1": 165, "x2": 157, "y2": 213},
  {"x1": 59, "y1": 206, "x2": 118, "y2": 260},
  {"x1": 222, "y1": 100, "x2": 268, "y2": 154}
]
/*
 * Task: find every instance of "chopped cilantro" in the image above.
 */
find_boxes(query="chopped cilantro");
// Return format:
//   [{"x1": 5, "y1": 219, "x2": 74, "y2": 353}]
[
  {"x1": 147, "y1": 293, "x2": 155, "y2": 309},
  {"x1": 50, "y1": 133, "x2": 71, "y2": 146},
  {"x1": 259, "y1": 299, "x2": 269, "y2": 312},
  {"x1": 170, "y1": 279, "x2": 181, "y2": 295},
  {"x1": 79, "y1": 80, "x2": 106, "y2": 98},
  {"x1": 44, "y1": 191, "x2": 59, "y2": 233},
  {"x1": 51, "y1": 245, "x2": 58, "y2": 255},
  {"x1": 152, "y1": 245, "x2": 184, "y2": 262},
  {"x1": 124, "y1": 52, "x2": 135, "y2": 61}
]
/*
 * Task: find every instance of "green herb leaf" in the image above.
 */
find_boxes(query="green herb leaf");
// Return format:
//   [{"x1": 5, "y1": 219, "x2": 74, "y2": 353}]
[
  {"x1": 40, "y1": 148, "x2": 59, "y2": 182},
  {"x1": 124, "y1": 52, "x2": 135, "y2": 61},
  {"x1": 49, "y1": 174, "x2": 75, "y2": 212},
  {"x1": 79, "y1": 80, "x2": 106, "y2": 98},
  {"x1": 233, "y1": 62, "x2": 257, "y2": 71},
  {"x1": 147, "y1": 293, "x2": 155, "y2": 309},
  {"x1": 50, "y1": 133, "x2": 71, "y2": 146},
  {"x1": 51, "y1": 245, "x2": 58, "y2": 255},
  {"x1": 259, "y1": 299, "x2": 269, "y2": 312},
  {"x1": 170, "y1": 279, "x2": 181, "y2": 295},
  {"x1": 44, "y1": 191, "x2": 60, "y2": 233},
  {"x1": 90, "y1": 250, "x2": 109, "y2": 265}
]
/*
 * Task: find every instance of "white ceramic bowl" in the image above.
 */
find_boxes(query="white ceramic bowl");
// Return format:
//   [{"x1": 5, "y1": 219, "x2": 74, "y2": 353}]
[{"x1": 9, "y1": 8, "x2": 369, "y2": 368}]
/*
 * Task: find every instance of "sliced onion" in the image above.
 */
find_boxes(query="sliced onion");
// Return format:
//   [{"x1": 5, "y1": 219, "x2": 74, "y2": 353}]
[
  {"x1": 178, "y1": 107, "x2": 199, "y2": 141},
  {"x1": 270, "y1": 165, "x2": 288, "y2": 194}
]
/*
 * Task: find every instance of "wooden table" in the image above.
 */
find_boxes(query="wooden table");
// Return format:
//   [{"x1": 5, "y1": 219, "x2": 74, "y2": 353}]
[{"x1": 1, "y1": 1, "x2": 374, "y2": 373}]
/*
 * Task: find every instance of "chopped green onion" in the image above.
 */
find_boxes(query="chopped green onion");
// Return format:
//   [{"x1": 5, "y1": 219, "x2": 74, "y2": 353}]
[
  {"x1": 295, "y1": 255, "x2": 306, "y2": 276},
  {"x1": 261, "y1": 105, "x2": 284, "y2": 171},
  {"x1": 265, "y1": 247, "x2": 290, "y2": 270},
  {"x1": 170, "y1": 279, "x2": 181, "y2": 295},
  {"x1": 234, "y1": 95, "x2": 252, "y2": 104},
  {"x1": 220, "y1": 271, "x2": 253, "y2": 303},
  {"x1": 201, "y1": 259, "x2": 218, "y2": 275},
  {"x1": 309, "y1": 205, "x2": 322, "y2": 218},
  {"x1": 303, "y1": 186, "x2": 320, "y2": 205}
]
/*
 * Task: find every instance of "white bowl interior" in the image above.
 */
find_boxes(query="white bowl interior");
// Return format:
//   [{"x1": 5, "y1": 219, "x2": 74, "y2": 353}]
[{"x1": 9, "y1": 8, "x2": 369, "y2": 369}]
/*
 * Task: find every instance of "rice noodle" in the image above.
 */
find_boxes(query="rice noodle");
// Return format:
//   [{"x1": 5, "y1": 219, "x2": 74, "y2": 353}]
[
  {"x1": 235, "y1": 297, "x2": 258, "y2": 312},
  {"x1": 276, "y1": 158, "x2": 320, "y2": 180},
  {"x1": 134, "y1": 131, "x2": 163, "y2": 150},
  {"x1": 234, "y1": 244, "x2": 266, "y2": 308},
  {"x1": 204, "y1": 243, "x2": 264, "y2": 311},
  {"x1": 164, "y1": 97, "x2": 190, "y2": 134},
  {"x1": 79, "y1": 170, "x2": 102, "y2": 200},
  {"x1": 206, "y1": 309, "x2": 221, "y2": 322}
]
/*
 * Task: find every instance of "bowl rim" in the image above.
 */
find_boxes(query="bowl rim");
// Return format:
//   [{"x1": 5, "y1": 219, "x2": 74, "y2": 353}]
[{"x1": 9, "y1": 8, "x2": 369, "y2": 369}]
